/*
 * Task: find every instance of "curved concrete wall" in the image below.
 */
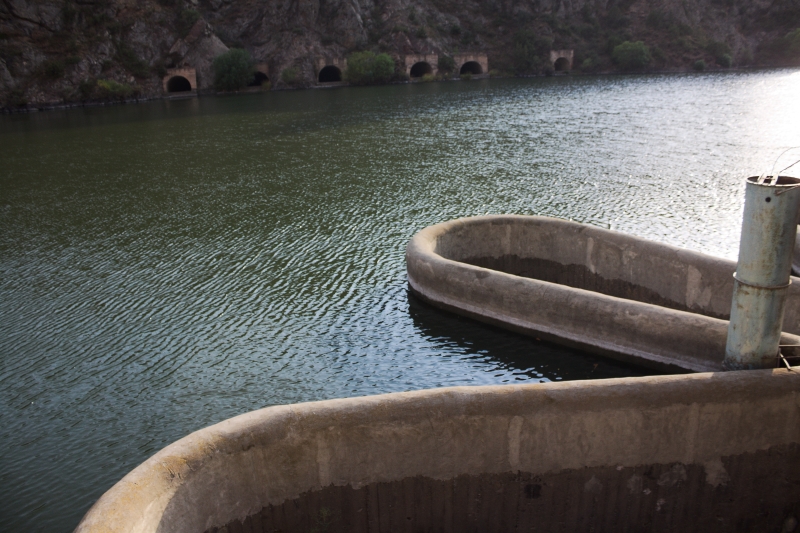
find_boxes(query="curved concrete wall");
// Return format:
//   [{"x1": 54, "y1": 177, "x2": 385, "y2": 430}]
[
  {"x1": 75, "y1": 370, "x2": 800, "y2": 533},
  {"x1": 407, "y1": 215, "x2": 800, "y2": 372}
]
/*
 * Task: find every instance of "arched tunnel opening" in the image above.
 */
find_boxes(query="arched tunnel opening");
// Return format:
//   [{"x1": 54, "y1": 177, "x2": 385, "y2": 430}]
[
  {"x1": 459, "y1": 61, "x2": 483, "y2": 75},
  {"x1": 167, "y1": 76, "x2": 192, "y2": 93},
  {"x1": 318, "y1": 65, "x2": 342, "y2": 83},
  {"x1": 410, "y1": 61, "x2": 433, "y2": 78},
  {"x1": 554, "y1": 57, "x2": 571, "y2": 71},
  {"x1": 249, "y1": 71, "x2": 269, "y2": 86}
]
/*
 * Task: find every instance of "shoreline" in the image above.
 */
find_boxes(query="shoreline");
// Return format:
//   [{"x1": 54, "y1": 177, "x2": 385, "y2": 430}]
[{"x1": 1, "y1": 65, "x2": 794, "y2": 115}]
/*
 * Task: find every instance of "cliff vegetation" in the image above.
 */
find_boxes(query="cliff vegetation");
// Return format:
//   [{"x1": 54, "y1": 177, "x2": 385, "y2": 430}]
[{"x1": 1, "y1": 0, "x2": 799, "y2": 109}]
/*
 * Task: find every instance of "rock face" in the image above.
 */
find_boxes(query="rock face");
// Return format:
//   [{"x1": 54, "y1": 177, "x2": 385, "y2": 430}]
[{"x1": 1, "y1": 0, "x2": 799, "y2": 108}]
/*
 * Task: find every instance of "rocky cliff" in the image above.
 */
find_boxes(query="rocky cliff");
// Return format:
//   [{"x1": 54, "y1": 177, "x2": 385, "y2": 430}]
[{"x1": 1, "y1": 0, "x2": 799, "y2": 109}]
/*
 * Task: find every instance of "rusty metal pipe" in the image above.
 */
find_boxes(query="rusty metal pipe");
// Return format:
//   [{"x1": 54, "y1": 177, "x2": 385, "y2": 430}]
[{"x1": 724, "y1": 175, "x2": 800, "y2": 370}]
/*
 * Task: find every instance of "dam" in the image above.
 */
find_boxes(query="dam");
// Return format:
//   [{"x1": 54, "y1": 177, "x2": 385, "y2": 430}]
[{"x1": 75, "y1": 172, "x2": 800, "y2": 531}]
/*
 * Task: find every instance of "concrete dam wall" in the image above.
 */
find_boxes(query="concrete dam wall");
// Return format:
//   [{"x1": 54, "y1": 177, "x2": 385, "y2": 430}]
[
  {"x1": 75, "y1": 370, "x2": 800, "y2": 532},
  {"x1": 406, "y1": 215, "x2": 800, "y2": 372}
]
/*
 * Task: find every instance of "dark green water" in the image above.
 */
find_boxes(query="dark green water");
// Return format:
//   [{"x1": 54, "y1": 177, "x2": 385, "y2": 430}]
[{"x1": 2, "y1": 72, "x2": 800, "y2": 532}]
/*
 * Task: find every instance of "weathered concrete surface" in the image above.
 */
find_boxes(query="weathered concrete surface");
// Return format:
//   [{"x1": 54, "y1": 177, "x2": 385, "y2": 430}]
[
  {"x1": 407, "y1": 215, "x2": 800, "y2": 372},
  {"x1": 549, "y1": 49, "x2": 574, "y2": 70},
  {"x1": 453, "y1": 53, "x2": 488, "y2": 75},
  {"x1": 75, "y1": 370, "x2": 800, "y2": 533},
  {"x1": 405, "y1": 54, "x2": 438, "y2": 77}
]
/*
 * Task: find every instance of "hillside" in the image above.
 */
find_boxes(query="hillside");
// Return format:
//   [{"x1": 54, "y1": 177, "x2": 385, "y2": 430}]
[{"x1": 1, "y1": 0, "x2": 799, "y2": 109}]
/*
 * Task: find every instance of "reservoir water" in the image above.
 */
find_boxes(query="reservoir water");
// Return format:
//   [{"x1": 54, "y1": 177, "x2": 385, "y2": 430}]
[{"x1": 2, "y1": 71, "x2": 800, "y2": 532}]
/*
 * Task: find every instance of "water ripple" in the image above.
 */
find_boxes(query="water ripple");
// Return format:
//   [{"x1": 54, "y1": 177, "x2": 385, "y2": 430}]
[{"x1": 2, "y1": 70, "x2": 800, "y2": 532}]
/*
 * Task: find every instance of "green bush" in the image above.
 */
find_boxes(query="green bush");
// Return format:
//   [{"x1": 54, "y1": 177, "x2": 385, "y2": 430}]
[
  {"x1": 437, "y1": 55, "x2": 455, "y2": 74},
  {"x1": 96, "y1": 79, "x2": 136, "y2": 99},
  {"x1": 178, "y1": 9, "x2": 200, "y2": 36},
  {"x1": 421, "y1": 73, "x2": 436, "y2": 82},
  {"x1": 281, "y1": 67, "x2": 299, "y2": 85},
  {"x1": 606, "y1": 6, "x2": 630, "y2": 29},
  {"x1": 345, "y1": 51, "x2": 394, "y2": 85},
  {"x1": 42, "y1": 60, "x2": 65, "y2": 79},
  {"x1": 757, "y1": 28, "x2": 800, "y2": 65},
  {"x1": 784, "y1": 28, "x2": 800, "y2": 61},
  {"x1": 693, "y1": 59, "x2": 706, "y2": 71},
  {"x1": 213, "y1": 48, "x2": 254, "y2": 91},
  {"x1": 705, "y1": 40, "x2": 731, "y2": 58},
  {"x1": 7, "y1": 88, "x2": 27, "y2": 107},
  {"x1": 651, "y1": 46, "x2": 667, "y2": 64},
  {"x1": 580, "y1": 57, "x2": 599, "y2": 72},
  {"x1": 706, "y1": 41, "x2": 733, "y2": 67},
  {"x1": 460, "y1": 72, "x2": 472, "y2": 80},
  {"x1": 717, "y1": 53, "x2": 733, "y2": 68},
  {"x1": 512, "y1": 30, "x2": 551, "y2": 74},
  {"x1": 646, "y1": 10, "x2": 668, "y2": 30},
  {"x1": 79, "y1": 79, "x2": 94, "y2": 100},
  {"x1": 612, "y1": 41, "x2": 652, "y2": 70},
  {"x1": 606, "y1": 35, "x2": 625, "y2": 55},
  {"x1": 415, "y1": 27, "x2": 427, "y2": 39},
  {"x1": 115, "y1": 43, "x2": 149, "y2": 78}
]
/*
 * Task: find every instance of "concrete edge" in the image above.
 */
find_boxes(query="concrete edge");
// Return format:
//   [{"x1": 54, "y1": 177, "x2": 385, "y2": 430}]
[
  {"x1": 405, "y1": 215, "x2": 800, "y2": 372},
  {"x1": 75, "y1": 370, "x2": 800, "y2": 532}
]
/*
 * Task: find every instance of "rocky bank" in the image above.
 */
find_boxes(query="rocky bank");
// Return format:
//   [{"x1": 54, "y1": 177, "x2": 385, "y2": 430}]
[{"x1": 1, "y1": 0, "x2": 799, "y2": 109}]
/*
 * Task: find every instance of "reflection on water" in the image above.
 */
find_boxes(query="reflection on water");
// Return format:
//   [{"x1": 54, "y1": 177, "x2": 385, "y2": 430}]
[
  {"x1": 407, "y1": 292, "x2": 650, "y2": 382},
  {"x1": 1, "y1": 71, "x2": 800, "y2": 532}
]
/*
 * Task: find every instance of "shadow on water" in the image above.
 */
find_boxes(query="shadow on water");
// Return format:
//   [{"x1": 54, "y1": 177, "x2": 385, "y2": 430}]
[{"x1": 407, "y1": 290, "x2": 657, "y2": 382}]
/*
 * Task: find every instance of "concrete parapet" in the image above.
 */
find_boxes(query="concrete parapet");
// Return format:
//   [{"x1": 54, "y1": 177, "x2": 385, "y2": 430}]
[
  {"x1": 406, "y1": 215, "x2": 800, "y2": 372},
  {"x1": 75, "y1": 370, "x2": 800, "y2": 532},
  {"x1": 162, "y1": 68, "x2": 197, "y2": 93},
  {"x1": 454, "y1": 53, "x2": 488, "y2": 75}
]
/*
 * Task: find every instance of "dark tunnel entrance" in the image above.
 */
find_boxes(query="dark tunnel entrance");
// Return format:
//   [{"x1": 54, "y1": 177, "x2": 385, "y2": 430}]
[
  {"x1": 249, "y1": 71, "x2": 269, "y2": 86},
  {"x1": 459, "y1": 61, "x2": 483, "y2": 75},
  {"x1": 410, "y1": 62, "x2": 433, "y2": 78},
  {"x1": 554, "y1": 57, "x2": 571, "y2": 71},
  {"x1": 167, "y1": 76, "x2": 192, "y2": 93},
  {"x1": 318, "y1": 66, "x2": 342, "y2": 83}
]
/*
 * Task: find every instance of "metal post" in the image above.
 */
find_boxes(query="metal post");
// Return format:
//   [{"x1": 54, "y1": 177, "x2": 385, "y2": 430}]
[{"x1": 724, "y1": 175, "x2": 800, "y2": 370}]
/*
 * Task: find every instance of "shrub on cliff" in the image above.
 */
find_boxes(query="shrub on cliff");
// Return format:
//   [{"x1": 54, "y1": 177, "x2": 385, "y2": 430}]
[
  {"x1": 281, "y1": 67, "x2": 299, "y2": 86},
  {"x1": 96, "y1": 79, "x2": 137, "y2": 100},
  {"x1": 115, "y1": 42, "x2": 150, "y2": 78},
  {"x1": 758, "y1": 28, "x2": 800, "y2": 65},
  {"x1": 783, "y1": 28, "x2": 800, "y2": 63},
  {"x1": 612, "y1": 41, "x2": 652, "y2": 70},
  {"x1": 512, "y1": 30, "x2": 551, "y2": 74},
  {"x1": 437, "y1": 55, "x2": 455, "y2": 75},
  {"x1": 213, "y1": 49, "x2": 254, "y2": 91},
  {"x1": 178, "y1": 9, "x2": 200, "y2": 37},
  {"x1": 41, "y1": 60, "x2": 65, "y2": 80},
  {"x1": 345, "y1": 52, "x2": 395, "y2": 85}
]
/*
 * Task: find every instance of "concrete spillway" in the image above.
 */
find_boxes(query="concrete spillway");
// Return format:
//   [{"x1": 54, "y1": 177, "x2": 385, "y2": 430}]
[
  {"x1": 74, "y1": 214, "x2": 800, "y2": 533},
  {"x1": 406, "y1": 215, "x2": 800, "y2": 373},
  {"x1": 75, "y1": 370, "x2": 800, "y2": 532}
]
